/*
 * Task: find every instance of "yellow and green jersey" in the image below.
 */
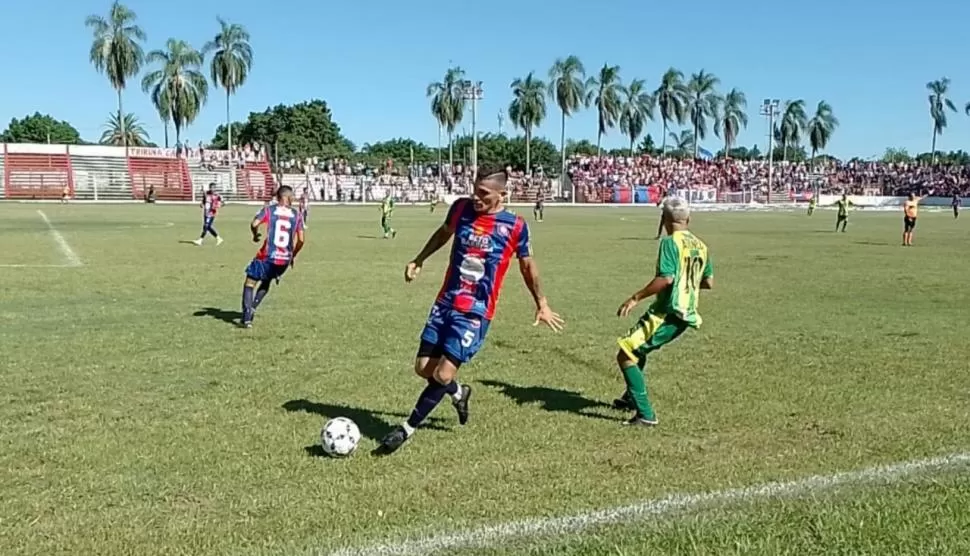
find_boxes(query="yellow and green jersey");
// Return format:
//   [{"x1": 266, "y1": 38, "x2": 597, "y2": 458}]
[
  {"x1": 651, "y1": 230, "x2": 713, "y2": 327},
  {"x1": 381, "y1": 197, "x2": 395, "y2": 216},
  {"x1": 837, "y1": 198, "x2": 851, "y2": 217}
]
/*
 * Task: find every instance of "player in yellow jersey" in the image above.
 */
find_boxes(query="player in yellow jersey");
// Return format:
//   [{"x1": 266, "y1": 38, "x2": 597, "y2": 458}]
[
  {"x1": 807, "y1": 196, "x2": 816, "y2": 216},
  {"x1": 835, "y1": 194, "x2": 852, "y2": 232},
  {"x1": 902, "y1": 191, "x2": 930, "y2": 246},
  {"x1": 613, "y1": 197, "x2": 713, "y2": 426},
  {"x1": 380, "y1": 193, "x2": 397, "y2": 239}
]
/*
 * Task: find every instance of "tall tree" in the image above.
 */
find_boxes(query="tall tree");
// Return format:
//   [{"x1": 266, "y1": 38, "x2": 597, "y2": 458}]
[
  {"x1": 654, "y1": 68, "x2": 689, "y2": 158},
  {"x1": 426, "y1": 78, "x2": 448, "y2": 168},
  {"x1": 685, "y1": 70, "x2": 720, "y2": 159},
  {"x1": 806, "y1": 100, "x2": 839, "y2": 165},
  {"x1": 149, "y1": 85, "x2": 172, "y2": 147},
  {"x1": 548, "y1": 56, "x2": 587, "y2": 176},
  {"x1": 509, "y1": 72, "x2": 547, "y2": 175},
  {"x1": 714, "y1": 88, "x2": 748, "y2": 158},
  {"x1": 927, "y1": 78, "x2": 957, "y2": 163},
  {"x1": 100, "y1": 112, "x2": 150, "y2": 146},
  {"x1": 585, "y1": 63, "x2": 623, "y2": 154},
  {"x1": 618, "y1": 79, "x2": 655, "y2": 155},
  {"x1": 85, "y1": 1, "x2": 146, "y2": 150},
  {"x1": 444, "y1": 67, "x2": 466, "y2": 167},
  {"x1": 141, "y1": 39, "x2": 209, "y2": 144},
  {"x1": 667, "y1": 129, "x2": 695, "y2": 157},
  {"x1": 777, "y1": 100, "x2": 807, "y2": 161},
  {"x1": 203, "y1": 18, "x2": 253, "y2": 153},
  {"x1": 1, "y1": 113, "x2": 82, "y2": 144}
]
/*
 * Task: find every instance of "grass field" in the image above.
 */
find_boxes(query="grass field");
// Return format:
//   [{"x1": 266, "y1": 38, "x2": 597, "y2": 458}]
[{"x1": 1, "y1": 202, "x2": 969, "y2": 556}]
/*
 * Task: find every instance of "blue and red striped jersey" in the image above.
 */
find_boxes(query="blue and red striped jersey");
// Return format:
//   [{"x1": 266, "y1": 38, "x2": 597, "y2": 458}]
[
  {"x1": 436, "y1": 198, "x2": 532, "y2": 320},
  {"x1": 254, "y1": 205, "x2": 304, "y2": 265},
  {"x1": 202, "y1": 192, "x2": 222, "y2": 217}
]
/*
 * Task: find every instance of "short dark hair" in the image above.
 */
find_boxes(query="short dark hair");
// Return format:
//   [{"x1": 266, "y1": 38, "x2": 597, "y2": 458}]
[
  {"x1": 474, "y1": 165, "x2": 508, "y2": 189},
  {"x1": 276, "y1": 185, "x2": 294, "y2": 200}
]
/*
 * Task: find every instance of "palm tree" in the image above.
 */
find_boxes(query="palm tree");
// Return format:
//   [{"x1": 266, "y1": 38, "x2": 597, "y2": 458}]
[
  {"x1": 585, "y1": 63, "x2": 623, "y2": 154},
  {"x1": 667, "y1": 129, "x2": 695, "y2": 156},
  {"x1": 548, "y1": 56, "x2": 587, "y2": 177},
  {"x1": 149, "y1": 85, "x2": 172, "y2": 147},
  {"x1": 714, "y1": 88, "x2": 748, "y2": 158},
  {"x1": 141, "y1": 39, "x2": 209, "y2": 144},
  {"x1": 806, "y1": 101, "x2": 839, "y2": 166},
  {"x1": 203, "y1": 18, "x2": 253, "y2": 153},
  {"x1": 685, "y1": 70, "x2": 720, "y2": 159},
  {"x1": 509, "y1": 72, "x2": 547, "y2": 175},
  {"x1": 100, "y1": 112, "x2": 150, "y2": 146},
  {"x1": 85, "y1": 1, "x2": 146, "y2": 150},
  {"x1": 927, "y1": 78, "x2": 957, "y2": 163},
  {"x1": 654, "y1": 68, "x2": 688, "y2": 157},
  {"x1": 426, "y1": 85, "x2": 448, "y2": 169},
  {"x1": 777, "y1": 100, "x2": 807, "y2": 161},
  {"x1": 619, "y1": 79, "x2": 655, "y2": 155},
  {"x1": 444, "y1": 67, "x2": 467, "y2": 167}
]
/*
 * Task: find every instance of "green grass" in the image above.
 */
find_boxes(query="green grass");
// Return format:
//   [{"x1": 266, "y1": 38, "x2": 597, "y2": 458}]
[{"x1": 1, "y1": 203, "x2": 969, "y2": 556}]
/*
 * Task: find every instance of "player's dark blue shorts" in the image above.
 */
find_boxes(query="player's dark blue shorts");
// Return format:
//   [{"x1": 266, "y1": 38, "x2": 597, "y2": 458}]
[
  {"x1": 203, "y1": 216, "x2": 215, "y2": 228},
  {"x1": 245, "y1": 258, "x2": 288, "y2": 282},
  {"x1": 418, "y1": 304, "x2": 491, "y2": 366}
]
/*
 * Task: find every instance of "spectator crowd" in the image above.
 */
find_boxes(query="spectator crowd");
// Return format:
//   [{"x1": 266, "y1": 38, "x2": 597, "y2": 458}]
[{"x1": 566, "y1": 155, "x2": 970, "y2": 201}]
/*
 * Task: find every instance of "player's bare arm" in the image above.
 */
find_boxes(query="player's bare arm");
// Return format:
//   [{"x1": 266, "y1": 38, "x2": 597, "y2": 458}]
[
  {"x1": 405, "y1": 224, "x2": 455, "y2": 282},
  {"x1": 250, "y1": 217, "x2": 263, "y2": 243},
  {"x1": 291, "y1": 230, "x2": 305, "y2": 266},
  {"x1": 617, "y1": 275, "x2": 674, "y2": 317},
  {"x1": 519, "y1": 257, "x2": 564, "y2": 331}
]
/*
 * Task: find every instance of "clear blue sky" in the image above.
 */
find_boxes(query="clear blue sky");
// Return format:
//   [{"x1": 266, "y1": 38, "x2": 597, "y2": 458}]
[{"x1": 2, "y1": 0, "x2": 969, "y2": 158}]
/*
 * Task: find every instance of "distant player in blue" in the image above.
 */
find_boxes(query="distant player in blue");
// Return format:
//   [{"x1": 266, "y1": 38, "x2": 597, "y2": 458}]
[
  {"x1": 193, "y1": 185, "x2": 223, "y2": 246},
  {"x1": 376, "y1": 166, "x2": 564, "y2": 455},
  {"x1": 953, "y1": 193, "x2": 961, "y2": 219},
  {"x1": 241, "y1": 186, "x2": 305, "y2": 328}
]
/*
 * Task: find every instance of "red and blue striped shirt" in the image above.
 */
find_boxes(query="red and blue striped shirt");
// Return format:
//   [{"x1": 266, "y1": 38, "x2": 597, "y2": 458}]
[
  {"x1": 436, "y1": 198, "x2": 532, "y2": 320},
  {"x1": 254, "y1": 205, "x2": 304, "y2": 265}
]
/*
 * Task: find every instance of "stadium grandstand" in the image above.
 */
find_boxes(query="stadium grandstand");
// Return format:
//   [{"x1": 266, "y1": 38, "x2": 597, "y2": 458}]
[{"x1": 3, "y1": 143, "x2": 970, "y2": 204}]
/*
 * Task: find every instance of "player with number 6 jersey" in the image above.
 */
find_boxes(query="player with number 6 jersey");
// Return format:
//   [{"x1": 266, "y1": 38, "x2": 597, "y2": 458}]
[
  {"x1": 614, "y1": 197, "x2": 713, "y2": 427},
  {"x1": 240, "y1": 186, "x2": 305, "y2": 328}
]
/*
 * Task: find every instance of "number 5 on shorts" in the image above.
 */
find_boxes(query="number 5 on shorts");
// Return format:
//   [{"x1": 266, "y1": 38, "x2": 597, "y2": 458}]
[{"x1": 461, "y1": 330, "x2": 475, "y2": 348}]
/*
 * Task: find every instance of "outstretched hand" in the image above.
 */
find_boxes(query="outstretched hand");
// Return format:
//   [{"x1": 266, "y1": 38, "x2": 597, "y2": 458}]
[
  {"x1": 252, "y1": 232, "x2": 262, "y2": 244},
  {"x1": 405, "y1": 261, "x2": 422, "y2": 283},
  {"x1": 533, "y1": 304, "x2": 565, "y2": 332},
  {"x1": 617, "y1": 298, "x2": 639, "y2": 318}
]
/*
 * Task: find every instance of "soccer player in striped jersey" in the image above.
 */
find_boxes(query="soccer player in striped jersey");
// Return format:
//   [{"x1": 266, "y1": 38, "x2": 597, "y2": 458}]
[
  {"x1": 240, "y1": 186, "x2": 305, "y2": 328},
  {"x1": 376, "y1": 166, "x2": 564, "y2": 455},
  {"x1": 193, "y1": 186, "x2": 224, "y2": 246}
]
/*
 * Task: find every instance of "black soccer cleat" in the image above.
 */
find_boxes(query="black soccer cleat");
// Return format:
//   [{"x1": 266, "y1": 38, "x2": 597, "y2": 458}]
[
  {"x1": 453, "y1": 384, "x2": 472, "y2": 425},
  {"x1": 612, "y1": 393, "x2": 633, "y2": 411},
  {"x1": 373, "y1": 426, "x2": 410, "y2": 456},
  {"x1": 623, "y1": 415, "x2": 659, "y2": 427}
]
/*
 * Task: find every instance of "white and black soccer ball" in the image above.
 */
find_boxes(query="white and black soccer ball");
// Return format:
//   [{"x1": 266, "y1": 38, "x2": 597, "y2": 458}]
[{"x1": 320, "y1": 417, "x2": 361, "y2": 458}]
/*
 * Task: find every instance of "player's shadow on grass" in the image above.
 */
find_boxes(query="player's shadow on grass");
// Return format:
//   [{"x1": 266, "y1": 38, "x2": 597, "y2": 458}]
[
  {"x1": 193, "y1": 307, "x2": 242, "y2": 326},
  {"x1": 479, "y1": 380, "x2": 615, "y2": 422},
  {"x1": 355, "y1": 235, "x2": 379, "y2": 240},
  {"x1": 282, "y1": 399, "x2": 450, "y2": 454}
]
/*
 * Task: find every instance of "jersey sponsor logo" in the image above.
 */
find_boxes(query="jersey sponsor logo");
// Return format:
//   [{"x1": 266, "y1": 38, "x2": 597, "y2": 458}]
[
  {"x1": 459, "y1": 255, "x2": 486, "y2": 283},
  {"x1": 463, "y1": 232, "x2": 492, "y2": 251}
]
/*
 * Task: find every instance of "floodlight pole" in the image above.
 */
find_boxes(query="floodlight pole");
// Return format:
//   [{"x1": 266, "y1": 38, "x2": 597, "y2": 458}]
[
  {"x1": 460, "y1": 80, "x2": 484, "y2": 173},
  {"x1": 760, "y1": 99, "x2": 780, "y2": 204}
]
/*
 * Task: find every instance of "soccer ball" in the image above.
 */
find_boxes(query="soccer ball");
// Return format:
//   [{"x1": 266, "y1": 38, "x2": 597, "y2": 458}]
[{"x1": 320, "y1": 417, "x2": 361, "y2": 458}]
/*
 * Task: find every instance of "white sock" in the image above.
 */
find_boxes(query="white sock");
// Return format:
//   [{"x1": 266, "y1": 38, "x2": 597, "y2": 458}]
[
  {"x1": 450, "y1": 382, "x2": 463, "y2": 402},
  {"x1": 402, "y1": 422, "x2": 416, "y2": 437}
]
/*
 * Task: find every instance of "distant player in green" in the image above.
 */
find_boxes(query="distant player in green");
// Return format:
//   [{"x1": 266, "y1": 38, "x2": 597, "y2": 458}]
[
  {"x1": 613, "y1": 198, "x2": 713, "y2": 426},
  {"x1": 381, "y1": 193, "x2": 397, "y2": 239},
  {"x1": 807, "y1": 196, "x2": 816, "y2": 216},
  {"x1": 836, "y1": 194, "x2": 852, "y2": 232},
  {"x1": 429, "y1": 195, "x2": 438, "y2": 213}
]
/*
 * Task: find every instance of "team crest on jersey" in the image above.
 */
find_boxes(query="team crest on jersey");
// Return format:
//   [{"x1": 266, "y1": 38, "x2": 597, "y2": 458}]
[{"x1": 497, "y1": 224, "x2": 511, "y2": 238}]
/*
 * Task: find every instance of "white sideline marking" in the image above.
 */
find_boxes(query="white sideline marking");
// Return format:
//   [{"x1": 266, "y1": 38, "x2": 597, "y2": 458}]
[
  {"x1": 36, "y1": 210, "x2": 82, "y2": 267},
  {"x1": 0, "y1": 264, "x2": 75, "y2": 268},
  {"x1": 328, "y1": 452, "x2": 970, "y2": 556}
]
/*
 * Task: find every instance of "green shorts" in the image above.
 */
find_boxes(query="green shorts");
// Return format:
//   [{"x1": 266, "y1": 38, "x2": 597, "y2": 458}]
[
  {"x1": 381, "y1": 216, "x2": 390, "y2": 228},
  {"x1": 617, "y1": 311, "x2": 690, "y2": 363}
]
